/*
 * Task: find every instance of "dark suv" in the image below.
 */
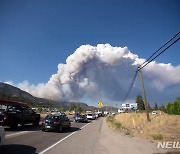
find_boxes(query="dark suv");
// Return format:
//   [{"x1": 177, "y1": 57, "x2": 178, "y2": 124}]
[
  {"x1": 0, "y1": 99, "x2": 40, "y2": 129},
  {"x1": 42, "y1": 113, "x2": 71, "y2": 132}
]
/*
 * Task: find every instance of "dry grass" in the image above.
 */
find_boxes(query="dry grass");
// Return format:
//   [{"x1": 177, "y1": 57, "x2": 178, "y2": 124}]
[{"x1": 113, "y1": 111, "x2": 180, "y2": 142}]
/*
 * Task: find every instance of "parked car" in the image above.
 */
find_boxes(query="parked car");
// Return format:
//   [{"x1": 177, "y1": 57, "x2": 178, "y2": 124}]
[
  {"x1": 0, "y1": 126, "x2": 5, "y2": 146},
  {"x1": 118, "y1": 109, "x2": 125, "y2": 114},
  {"x1": 87, "y1": 113, "x2": 96, "y2": 120},
  {"x1": 75, "y1": 114, "x2": 88, "y2": 123},
  {"x1": 42, "y1": 113, "x2": 71, "y2": 132},
  {"x1": 152, "y1": 111, "x2": 158, "y2": 115},
  {"x1": 0, "y1": 99, "x2": 40, "y2": 129}
]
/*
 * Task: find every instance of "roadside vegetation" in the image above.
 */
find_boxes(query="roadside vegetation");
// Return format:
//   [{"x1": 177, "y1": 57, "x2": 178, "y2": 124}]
[
  {"x1": 106, "y1": 115, "x2": 132, "y2": 136},
  {"x1": 106, "y1": 96, "x2": 180, "y2": 142},
  {"x1": 166, "y1": 97, "x2": 180, "y2": 115},
  {"x1": 109, "y1": 112, "x2": 180, "y2": 142}
]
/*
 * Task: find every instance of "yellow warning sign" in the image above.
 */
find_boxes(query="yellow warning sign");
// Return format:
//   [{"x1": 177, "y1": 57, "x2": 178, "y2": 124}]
[{"x1": 98, "y1": 102, "x2": 104, "y2": 107}]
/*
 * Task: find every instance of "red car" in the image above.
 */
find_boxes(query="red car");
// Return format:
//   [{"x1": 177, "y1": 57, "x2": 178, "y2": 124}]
[{"x1": 75, "y1": 114, "x2": 88, "y2": 123}]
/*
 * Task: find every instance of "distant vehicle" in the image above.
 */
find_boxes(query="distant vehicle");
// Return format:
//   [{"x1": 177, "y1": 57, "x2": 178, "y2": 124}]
[
  {"x1": 94, "y1": 113, "x2": 98, "y2": 119},
  {"x1": 118, "y1": 109, "x2": 125, "y2": 114},
  {"x1": 104, "y1": 111, "x2": 109, "y2": 116},
  {"x1": 73, "y1": 113, "x2": 80, "y2": 119},
  {"x1": 42, "y1": 113, "x2": 71, "y2": 132},
  {"x1": 87, "y1": 113, "x2": 96, "y2": 120},
  {"x1": 0, "y1": 126, "x2": 5, "y2": 146},
  {"x1": 0, "y1": 99, "x2": 40, "y2": 129},
  {"x1": 75, "y1": 114, "x2": 88, "y2": 123},
  {"x1": 97, "y1": 111, "x2": 103, "y2": 117},
  {"x1": 111, "y1": 112, "x2": 116, "y2": 116},
  {"x1": 122, "y1": 103, "x2": 137, "y2": 110},
  {"x1": 152, "y1": 111, "x2": 158, "y2": 115},
  {"x1": 86, "y1": 111, "x2": 92, "y2": 114}
]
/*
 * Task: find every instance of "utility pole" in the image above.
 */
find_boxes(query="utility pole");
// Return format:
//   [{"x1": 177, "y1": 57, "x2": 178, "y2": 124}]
[
  {"x1": 138, "y1": 65, "x2": 151, "y2": 122},
  {"x1": 116, "y1": 103, "x2": 117, "y2": 112}
]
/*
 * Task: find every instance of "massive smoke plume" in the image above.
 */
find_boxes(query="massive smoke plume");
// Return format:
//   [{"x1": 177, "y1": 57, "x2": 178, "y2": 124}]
[{"x1": 6, "y1": 44, "x2": 180, "y2": 105}]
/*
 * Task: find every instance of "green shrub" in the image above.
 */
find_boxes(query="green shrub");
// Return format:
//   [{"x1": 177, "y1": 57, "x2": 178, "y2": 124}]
[
  {"x1": 125, "y1": 130, "x2": 131, "y2": 135},
  {"x1": 114, "y1": 122, "x2": 122, "y2": 129},
  {"x1": 152, "y1": 133, "x2": 163, "y2": 140},
  {"x1": 106, "y1": 116, "x2": 115, "y2": 123}
]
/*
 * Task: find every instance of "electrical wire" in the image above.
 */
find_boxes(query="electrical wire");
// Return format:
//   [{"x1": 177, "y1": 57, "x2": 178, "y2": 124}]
[
  {"x1": 122, "y1": 32, "x2": 180, "y2": 102},
  {"x1": 138, "y1": 36, "x2": 180, "y2": 71},
  {"x1": 123, "y1": 68, "x2": 138, "y2": 102},
  {"x1": 139, "y1": 31, "x2": 180, "y2": 68}
]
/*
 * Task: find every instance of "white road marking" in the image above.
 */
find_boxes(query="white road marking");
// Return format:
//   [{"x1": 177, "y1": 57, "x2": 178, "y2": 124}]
[
  {"x1": 39, "y1": 122, "x2": 91, "y2": 154},
  {"x1": 6, "y1": 130, "x2": 37, "y2": 138},
  {"x1": 6, "y1": 131, "x2": 29, "y2": 138}
]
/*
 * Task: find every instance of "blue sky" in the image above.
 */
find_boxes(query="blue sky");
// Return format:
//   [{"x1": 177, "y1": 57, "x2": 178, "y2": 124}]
[
  {"x1": 0, "y1": 0, "x2": 179, "y2": 85},
  {"x1": 0, "y1": 0, "x2": 180, "y2": 106},
  {"x1": 0, "y1": 0, "x2": 180, "y2": 84}
]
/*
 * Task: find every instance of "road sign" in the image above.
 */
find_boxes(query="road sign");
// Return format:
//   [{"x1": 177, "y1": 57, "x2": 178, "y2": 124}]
[{"x1": 98, "y1": 102, "x2": 104, "y2": 107}]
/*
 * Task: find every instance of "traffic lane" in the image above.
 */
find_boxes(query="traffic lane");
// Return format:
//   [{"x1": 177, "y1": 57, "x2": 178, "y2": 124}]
[
  {"x1": 43, "y1": 118, "x2": 103, "y2": 154},
  {"x1": 0, "y1": 121, "x2": 90, "y2": 154},
  {"x1": 4, "y1": 120, "x2": 88, "y2": 137},
  {"x1": 5, "y1": 124, "x2": 42, "y2": 137}
]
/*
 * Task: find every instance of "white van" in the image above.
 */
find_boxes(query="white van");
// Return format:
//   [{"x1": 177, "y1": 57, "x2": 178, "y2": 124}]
[{"x1": 87, "y1": 113, "x2": 96, "y2": 120}]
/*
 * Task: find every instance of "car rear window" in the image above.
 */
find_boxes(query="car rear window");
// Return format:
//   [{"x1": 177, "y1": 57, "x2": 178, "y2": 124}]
[{"x1": 45, "y1": 115, "x2": 59, "y2": 121}]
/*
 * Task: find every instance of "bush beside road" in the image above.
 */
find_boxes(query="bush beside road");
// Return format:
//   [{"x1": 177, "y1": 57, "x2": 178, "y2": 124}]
[{"x1": 106, "y1": 112, "x2": 180, "y2": 142}]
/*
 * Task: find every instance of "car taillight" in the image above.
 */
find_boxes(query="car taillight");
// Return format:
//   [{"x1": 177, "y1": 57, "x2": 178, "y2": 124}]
[
  {"x1": 42, "y1": 120, "x2": 45, "y2": 123},
  {"x1": 4, "y1": 114, "x2": 8, "y2": 120}
]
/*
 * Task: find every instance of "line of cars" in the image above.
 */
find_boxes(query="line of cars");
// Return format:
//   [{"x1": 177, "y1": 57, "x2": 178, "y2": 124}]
[
  {"x1": 74, "y1": 111, "x2": 103, "y2": 123},
  {"x1": 41, "y1": 111, "x2": 103, "y2": 132},
  {"x1": 0, "y1": 99, "x2": 104, "y2": 146}
]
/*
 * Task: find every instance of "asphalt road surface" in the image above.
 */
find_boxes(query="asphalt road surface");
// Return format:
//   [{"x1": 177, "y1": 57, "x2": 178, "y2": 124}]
[
  {"x1": 0, "y1": 120, "x2": 87, "y2": 154},
  {"x1": 0, "y1": 117, "x2": 175, "y2": 154}
]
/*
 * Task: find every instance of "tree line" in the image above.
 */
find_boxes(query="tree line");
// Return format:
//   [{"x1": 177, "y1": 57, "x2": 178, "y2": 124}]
[
  {"x1": 69, "y1": 103, "x2": 83, "y2": 113},
  {"x1": 136, "y1": 95, "x2": 180, "y2": 115},
  {"x1": 166, "y1": 97, "x2": 180, "y2": 115},
  {"x1": 136, "y1": 95, "x2": 165, "y2": 112}
]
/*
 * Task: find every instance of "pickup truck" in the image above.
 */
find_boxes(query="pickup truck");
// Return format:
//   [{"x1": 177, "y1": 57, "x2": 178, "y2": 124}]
[{"x1": 0, "y1": 99, "x2": 40, "y2": 129}]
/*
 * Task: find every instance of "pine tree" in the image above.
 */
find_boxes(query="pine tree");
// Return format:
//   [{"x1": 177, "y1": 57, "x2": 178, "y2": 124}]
[
  {"x1": 147, "y1": 103, "x2": 152, "y2": 111},
  {"x1": 153, "y1": 102, "x2": 158, "y2": 110},
  {"x1": 174, "y1": 99, "x2": 180, "y2": 115},
  {"x1": 136, "y1": 95, "x2": 145, "y2": 110},
  {"x1": 166, "y1": 102, "x2": 171, "y2": 114},
  {"x1": 159, "y1": 104, "x2": 166, "y2": 112}
]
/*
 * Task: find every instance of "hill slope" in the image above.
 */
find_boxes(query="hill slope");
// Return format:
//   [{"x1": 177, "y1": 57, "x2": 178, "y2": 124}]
[{"x1": 0, "y1": 82, "x2": 88, "y2": 109}]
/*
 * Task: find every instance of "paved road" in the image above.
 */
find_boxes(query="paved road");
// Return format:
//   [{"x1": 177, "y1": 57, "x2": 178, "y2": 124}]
[
  {"x1": 41, "y1": 117, "x2": 169, "y2": 154},
  {"x1": 0, "y1": 117, "x2": 176, "y2": 154},
  {"x1": 0, "y1": 120, "x2": 88, "y2": 154}
]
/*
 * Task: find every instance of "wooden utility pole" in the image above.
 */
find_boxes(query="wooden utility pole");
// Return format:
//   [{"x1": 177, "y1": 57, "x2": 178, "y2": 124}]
[{"x1": 138, "y1": 66, "x2": 151, "y2": 122}]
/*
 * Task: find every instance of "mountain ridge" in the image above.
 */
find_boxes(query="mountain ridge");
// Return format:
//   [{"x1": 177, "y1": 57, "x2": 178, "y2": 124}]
[{"x1": 0, "y1": 82, "x2": 89, "y2": 109}]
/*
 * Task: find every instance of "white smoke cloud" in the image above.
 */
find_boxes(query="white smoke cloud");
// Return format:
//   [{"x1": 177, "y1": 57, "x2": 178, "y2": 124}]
[{"x1": 7, "y1": 44, "x2": 180, "y2": 105}]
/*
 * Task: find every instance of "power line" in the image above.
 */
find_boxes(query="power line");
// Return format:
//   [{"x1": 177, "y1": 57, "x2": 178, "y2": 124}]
[
  {"x1": 123, "y1": 68, "x2": 138, "y2": 102},
  {"x1": 122, "y1": 32, "x2": 180, "y2": 103},
  {"x1": 139, "y1": 31, "x2": 180, "y2": 68},
  {"x1": 138, "y1": 36, "x2": 180, "y2": 71}
]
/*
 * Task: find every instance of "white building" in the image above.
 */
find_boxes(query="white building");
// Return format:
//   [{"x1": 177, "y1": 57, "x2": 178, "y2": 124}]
[{"x1": 121, "y1": 103, "x2": 137, "y2": 110}]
